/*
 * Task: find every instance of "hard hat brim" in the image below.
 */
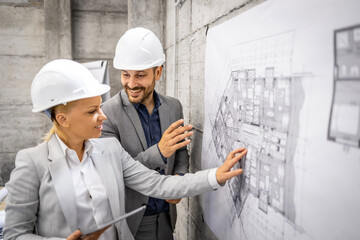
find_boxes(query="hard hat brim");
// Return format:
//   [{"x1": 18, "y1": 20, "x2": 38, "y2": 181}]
[
  {"x1": 32, "y1": 84, "x2": 110, "y2": 113},
  {"x1": 113, "y1": 56, "x2": 165, "y2": 71}
]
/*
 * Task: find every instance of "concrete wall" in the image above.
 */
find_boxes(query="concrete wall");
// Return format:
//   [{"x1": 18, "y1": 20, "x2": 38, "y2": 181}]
[
  {"x1": 0, "y1": 0, "x2": 267, "y2": 239},
  {"x1": 0, "y1": 0, "x2": 128, "y2": 185},
  {"x1": 72, "y1": 0, "x2": 128, "y2": 96},
  {"x1": 0, "y1": 0, "x2": 47, "y2": 185},
  {"x1": 128, "y1": 0, "x2": 166, "y2": 94},
  {"x1": 162, "y1": 0, "x2": 265, "y2": 239}
]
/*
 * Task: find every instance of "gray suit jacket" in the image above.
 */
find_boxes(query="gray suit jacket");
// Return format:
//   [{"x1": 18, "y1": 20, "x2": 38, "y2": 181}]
[
  {"x1": 4, "y1": 136, "x2": 211, "y2": 240},
  {"x1": 101, "y1": 90, "x2": 189, "y2": 235}
]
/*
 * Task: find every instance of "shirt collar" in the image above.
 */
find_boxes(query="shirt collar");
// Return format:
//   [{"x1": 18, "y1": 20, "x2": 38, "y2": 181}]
[
  {"x1": 133, "y1": 90, "x2": 161, "y2": 111},
  {"x1": 55, "y1": 133, "x2": 94, "y2": 158}
]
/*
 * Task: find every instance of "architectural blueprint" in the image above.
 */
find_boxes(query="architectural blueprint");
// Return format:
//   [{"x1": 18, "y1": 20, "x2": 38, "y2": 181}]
[
  {"x1": 328, "y1": 25, "x2": 360, "y2": 147},
  {"x1": 201, "y1": 0, "x2": 360, "y2": 240}
]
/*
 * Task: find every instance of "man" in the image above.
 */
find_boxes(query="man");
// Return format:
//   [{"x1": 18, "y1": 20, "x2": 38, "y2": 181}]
[{"x1": 101, "y1": 27, "x2": 191, "y2": 240}]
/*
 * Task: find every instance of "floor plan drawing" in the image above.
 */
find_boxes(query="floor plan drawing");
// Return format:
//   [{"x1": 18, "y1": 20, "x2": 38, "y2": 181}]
[
  {"x1": 212, "y1": 67, "x2": 293, "y2": 217},
  {"x1": 202, "y1": 1, "x2": 360, "y2": 240},
  {"x1": 203, "y1": 30, "x2": 304, "y2": 240},
  {"x1": 328, "y1": 24, "x2": 360, "y2": 148}
]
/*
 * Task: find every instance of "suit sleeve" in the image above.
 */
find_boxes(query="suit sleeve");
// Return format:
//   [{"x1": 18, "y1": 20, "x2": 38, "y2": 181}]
[
  {"x1": 3, "y1": 151, "x2": 64, "y2": 240},
  {"x1": 131, "y1": 145, "x2": 166, "y2": 170},
  {"x1": 172, "y1": 101, "x2": 189, "y2": 175},
  {"x1": 112, "y1": 139, "x2": 213, "y2": 199},
  {"x1": 101, "y1": 100, "x2": 166, "y2": 170}
]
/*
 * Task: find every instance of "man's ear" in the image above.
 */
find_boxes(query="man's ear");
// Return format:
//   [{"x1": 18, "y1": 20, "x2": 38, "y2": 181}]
[
  {"x1": 155, "y1": 66, "x2": 163, "y2": 81},
  {"x1": 56, "y1": 113, "x2": 69, "y2": 128}
]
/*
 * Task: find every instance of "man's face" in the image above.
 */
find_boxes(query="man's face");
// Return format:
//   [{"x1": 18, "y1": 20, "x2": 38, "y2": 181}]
[{"x1": 121, "y1": 67, "x2": 162, "y2": 104}]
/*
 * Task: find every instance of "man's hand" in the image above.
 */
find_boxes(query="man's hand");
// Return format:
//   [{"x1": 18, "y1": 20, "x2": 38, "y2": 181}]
[
  {"x1": 216, "y1": 148, "x2": 247, "y2": 185},
  {"x1": 158, "y1": 119, "x2": 193, "y2": 158}
]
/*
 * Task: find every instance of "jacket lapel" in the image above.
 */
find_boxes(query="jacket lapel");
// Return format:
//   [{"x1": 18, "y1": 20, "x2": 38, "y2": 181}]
[
  {"x1": 158, "y1": 95, "x2": 175, "y2": 174},
  {"x1": 47, "y1": 136, "x2": 78, "y2": 232},
  {"x1": 158, "y1": 94, "x2": 171, "y2": 135},
  {"x1": 120, "y1": 90, "x2": 148, "y2": 149},
  {"x1": 90, "y1": 143, "x2": 121, "y2": 219}
]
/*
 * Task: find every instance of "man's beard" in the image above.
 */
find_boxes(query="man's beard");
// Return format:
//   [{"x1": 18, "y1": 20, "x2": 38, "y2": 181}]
[{"x1": 124, "y1": 78, "x2": 155, "y2": 104}]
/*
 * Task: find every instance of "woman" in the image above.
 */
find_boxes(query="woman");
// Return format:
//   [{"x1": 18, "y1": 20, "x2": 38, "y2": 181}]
[{"x1": 3, "y1": 59, "x2": 247, "y2": 240}]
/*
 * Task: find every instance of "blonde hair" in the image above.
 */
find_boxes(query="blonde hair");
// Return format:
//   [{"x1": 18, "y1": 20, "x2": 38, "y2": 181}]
[{"x1": 43, "y1": 102, "x2": 76, "y2": 142}]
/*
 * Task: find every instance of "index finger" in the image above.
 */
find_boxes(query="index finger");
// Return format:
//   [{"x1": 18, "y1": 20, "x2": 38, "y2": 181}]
[
  {"x1": 164, "y1": 119, "x2": 184, "y2": 134},
  {"x1": 229, "y1": 147, "x2": 246, "y2": 158},
  {"x1": 225, "y1": 149, "x2": 247, "y2": 169}
]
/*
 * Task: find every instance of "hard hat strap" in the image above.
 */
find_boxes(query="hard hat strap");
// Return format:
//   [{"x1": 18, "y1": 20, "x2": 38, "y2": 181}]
[{"x1": 44, "y1": 109, "x2": 52, "y2": 119}]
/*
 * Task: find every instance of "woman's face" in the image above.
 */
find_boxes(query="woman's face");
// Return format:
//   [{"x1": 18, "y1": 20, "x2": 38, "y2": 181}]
[{"x1": 58, "y1": 96, "x2": 107, "y2": 142}]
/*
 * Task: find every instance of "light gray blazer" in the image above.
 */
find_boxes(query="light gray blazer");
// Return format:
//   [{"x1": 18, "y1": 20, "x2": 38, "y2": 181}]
[
  {"x1": 4, "y1": 136, "x2": 211, "y2": 240},
  {"x1": 101, "y1": 90, "x2": 189, "y2": 234}
]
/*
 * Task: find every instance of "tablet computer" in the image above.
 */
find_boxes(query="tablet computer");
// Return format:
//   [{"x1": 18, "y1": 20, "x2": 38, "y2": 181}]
[{"x1": 81, "y1": 205, "x2": 146, "y2": 237}]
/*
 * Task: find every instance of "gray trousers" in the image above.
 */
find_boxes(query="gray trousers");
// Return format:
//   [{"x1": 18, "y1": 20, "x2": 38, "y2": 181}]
[{"x1": 135, "y1": 211, "x2": 174, "y2": 240}]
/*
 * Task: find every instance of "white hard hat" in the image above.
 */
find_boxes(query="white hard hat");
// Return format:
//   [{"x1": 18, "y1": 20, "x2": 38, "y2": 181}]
[
  {"x1": 31, "y1": 59, "x2": 110, "y2": 112},
  {"x1": 113, "y1": 27, "x2": 165, "y2": 70}
]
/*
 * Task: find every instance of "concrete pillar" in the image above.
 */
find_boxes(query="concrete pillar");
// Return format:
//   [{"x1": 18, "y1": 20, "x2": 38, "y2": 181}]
[
  {"x1": 44, "y1": 0, "x2": 72, "y2": 61},
  {"x1": 0, "y1": 0, "x2": 47, "y2": 186},
  {"x1": 128, "y1": 0, "x2": 166, "y2": 94},
  {"x1": 128, "y1": 0, "x2": 164, "y2": 37}
]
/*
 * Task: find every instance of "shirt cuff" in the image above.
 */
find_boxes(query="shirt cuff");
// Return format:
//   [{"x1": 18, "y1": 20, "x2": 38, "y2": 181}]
[
  {"x1": 157, "y1": 144, "x2": 167, "y2": 163},
  {"x1": 208, "y1": 168, "x2": 221, "y2": 190}
]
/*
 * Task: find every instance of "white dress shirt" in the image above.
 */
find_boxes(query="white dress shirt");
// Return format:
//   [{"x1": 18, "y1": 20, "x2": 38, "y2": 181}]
[
  {"x1": 55, "y1": 134, "x2": 221, "y2": 239},
  {"x1": 55, "y1": 135, "x2": 117, "y2": 240}
]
